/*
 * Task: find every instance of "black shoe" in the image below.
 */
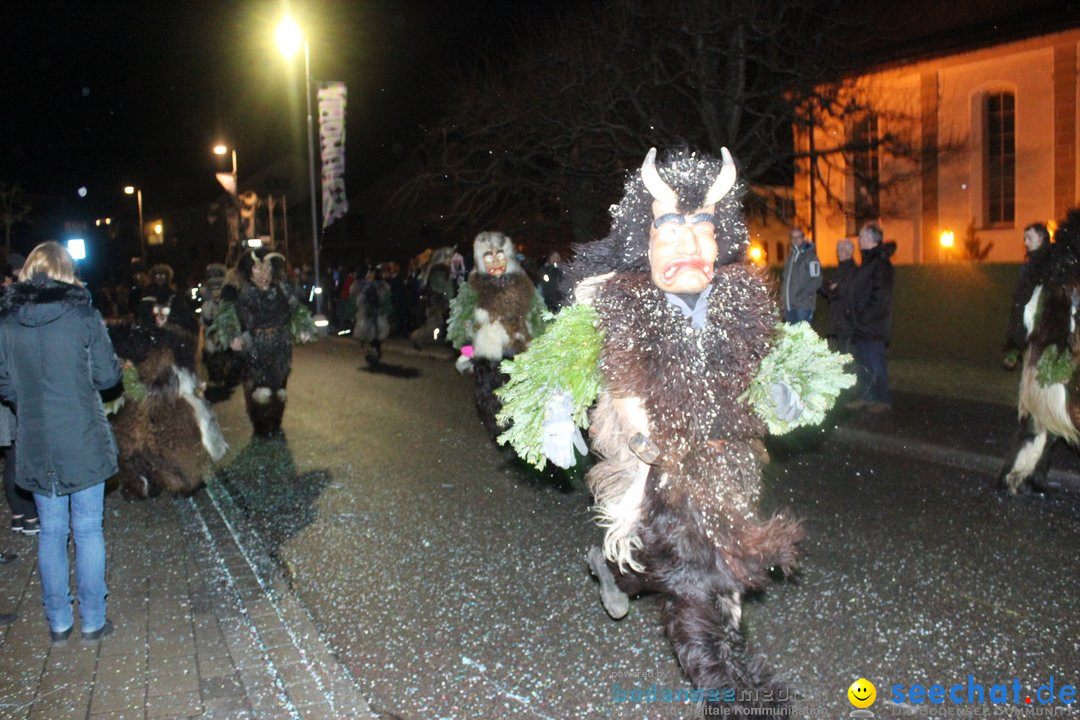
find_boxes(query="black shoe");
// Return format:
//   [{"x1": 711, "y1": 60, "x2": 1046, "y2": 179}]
[
  {"x1": 50, "y1": 625, "x2": 73, "y2": 645},
  {"x1": 81, "y1": 619, "x2": 113, "y2": 643},
  {"x1": 0, "y1": 612, "x2": 15, "y2": 626},
  {"x1": 0, "y1": 551, "x2": 17, "y2": 565},
  {"x1": 19, "y1": 518, "x2": 39, "y2": 536},
  {"x1": 10, "y1": 517, "x2": 22, "y2": 533}
]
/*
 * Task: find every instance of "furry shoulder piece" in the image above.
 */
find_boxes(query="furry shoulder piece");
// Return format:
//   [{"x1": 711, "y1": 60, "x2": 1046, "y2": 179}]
[
  {"x1": 0, "y1": 278, "x2": 91, "y2": 315},
  {"x1": 593, "y1": 268, "x2": 774, "y2": 456},
  {"x1": 466, "y1": 271, "x2": 546, "y2": 360}
]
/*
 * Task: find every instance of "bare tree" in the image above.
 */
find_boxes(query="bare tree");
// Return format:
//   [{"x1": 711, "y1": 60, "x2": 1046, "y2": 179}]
[
  {"x1": 391, "y1": 0, "x2": 927, "y2": 253},
  {"x1": 0, "y1": 182, "x2": 31, "y2": 249}
]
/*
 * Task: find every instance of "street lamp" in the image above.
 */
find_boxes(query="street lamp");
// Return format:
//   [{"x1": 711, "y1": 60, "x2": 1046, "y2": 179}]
[
  {"x1": 123, "y1": 185, "x2": 145, "y2": 263},
  {"x1": 213, "y1": 144, "x2": 239, "y2": 198},
  {"x1": 213, "y1": 144, "x2": 238, "y2": 180},
  {"x1": 276, "y1": 16, "x2": 328, "y2": 331}
]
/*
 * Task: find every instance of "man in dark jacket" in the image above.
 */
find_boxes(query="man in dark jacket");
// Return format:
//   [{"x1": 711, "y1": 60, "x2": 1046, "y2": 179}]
[
  {"x1": 1003, "y1": 222, "x2": 1053, "y2": 370},
  {"x1": 844, "y1": 222, "x2": 896, "y2": 413},
  {"x1": 0, "y1": 241, "x2": 123, "y2": 644},
  {"x1": 781, "y1": 226, "x2": 822, "y2": 323}
]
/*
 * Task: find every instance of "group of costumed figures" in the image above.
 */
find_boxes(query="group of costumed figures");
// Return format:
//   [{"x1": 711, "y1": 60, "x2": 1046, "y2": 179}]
[
  {"x1": 104, "y1": 247, "x2": 315, "y2": 500},
  {"x1": 449, "y1": 147, "x2": 855, "y2": 714},
  {"x1": 88, "y1": 144, "x2": 1080, "y2": 713}
]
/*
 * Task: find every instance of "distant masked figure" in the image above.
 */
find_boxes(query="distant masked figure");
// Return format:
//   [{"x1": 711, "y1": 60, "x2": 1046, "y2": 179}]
[
  {"x1": 209, "y1": 248, "x2": 316, "y2": 436},
  {"x1": 447, "y1": 231, "x2": 547, "y2": 439},
  {"x1": 351, "y1": 264, "x2": 393, "y2": 365}
]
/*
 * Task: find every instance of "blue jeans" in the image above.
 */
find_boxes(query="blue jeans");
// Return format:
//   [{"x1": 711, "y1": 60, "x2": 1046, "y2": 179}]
[
  {"x1": 784, "y1": 308, "x2": 814, "y2": 324},
  {"x1": 34, "y1": 483, "x2": 107, "y2": 633},
  {"x1": 854, "y1": 339, "x2": 890, "y2": 404}
]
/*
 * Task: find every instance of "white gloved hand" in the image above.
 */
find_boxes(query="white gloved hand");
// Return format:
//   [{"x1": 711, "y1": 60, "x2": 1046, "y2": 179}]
[
  {"x1": 454, "y1": 354, "x2": 473, "y2": 374},
  {"x1": 770, "y1": 382, "x2": 804, "y2": 422},
  {"x1": 542, "y1": 391, "x2": 588, "y2": 468}
]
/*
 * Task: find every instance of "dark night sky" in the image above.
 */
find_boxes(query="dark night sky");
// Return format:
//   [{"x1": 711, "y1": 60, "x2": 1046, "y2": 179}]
[
  {"x1": 3, "y1": 0, "x2": 1074, "y2": 235},
  {"x1": 1, "y1": 0, "x2": 564, "y2": 222}
]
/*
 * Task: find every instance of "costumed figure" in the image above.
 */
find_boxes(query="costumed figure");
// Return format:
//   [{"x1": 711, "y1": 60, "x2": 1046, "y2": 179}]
[
  {"x1": 209, "y1": 248, "x2": 316, "y2": 436},
  {"x1": 410, "y1": 246, "x2": 458, "y2": 349},
  {"x1": 106, "y1": 321, "x2": 228, "y2": 500},
  {"x1": 1000, "y1": 209, "x2": 1080, "y2": 494},
  {"x1": 350, "y1": 264, "x2": 393, "y2": 365},
  {"x1": 447, "y1": 231, "x2": 547, "y2": 439},
  {"x1": 497, "y1": 148, "x2": 853, "y2": 714},
  {"x1": 138, "y1": 263, "x2": 198, "y2": 339},
  {"x1": 1003, "y1": 223, "x2": 1053, "y2": 370},
  {"x1": 199, "y1": 263, "x2": 237, "y2": 390}
]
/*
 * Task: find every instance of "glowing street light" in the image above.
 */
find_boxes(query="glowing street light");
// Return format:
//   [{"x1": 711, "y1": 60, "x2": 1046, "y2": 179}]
[
  {"x1": 939, "y1": 230, "x2": 955, "y2": 249},
  {"x1": 123, "y1": 185, "x2": 146, "y2": 262},
  {"x1": 213, "y1": 143, "x2": 238, "y2": 194},
  {"x1": 276, "y1": 16, "x2": 328, "y2": 330}
]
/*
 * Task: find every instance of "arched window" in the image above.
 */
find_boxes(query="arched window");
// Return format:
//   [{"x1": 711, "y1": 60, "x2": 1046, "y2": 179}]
[{"x1": 985, "y1": 90, "x2": 1015, "y2": 225}]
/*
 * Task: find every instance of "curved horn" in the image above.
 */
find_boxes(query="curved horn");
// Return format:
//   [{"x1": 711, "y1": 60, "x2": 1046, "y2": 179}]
[
  {"x1": 640, "y1": 147, "x2": 678, "y2": 207},
  {"x1": 704, "y1": 147, "x2": 737, "y2": 206}
]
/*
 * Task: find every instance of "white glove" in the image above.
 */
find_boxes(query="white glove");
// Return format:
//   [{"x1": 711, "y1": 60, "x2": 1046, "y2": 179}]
[
  {"x1": 542, "y1": 391, "x2": 588, "y2": 468},
  {"x1": 454, "y1": 354, "x2": 473, "y2": 374},
  {"x1": 770, "y1": 382, "x2": 804, "y2": 422}
]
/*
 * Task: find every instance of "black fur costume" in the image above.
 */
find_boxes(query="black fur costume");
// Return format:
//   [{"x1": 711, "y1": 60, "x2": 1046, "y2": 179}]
[
  {"x1": 218, "y1": 249, "x2": 312, "y2": 436},
  {"x1": 1000, "y1": 208, "x2": 1080, "y2": 493},
  {"x1": 567, "y1": 148, "x2": 801, "y2": 715},
  {"x1": 108, "y1": 322, "x2": 227, "y2": 499}
]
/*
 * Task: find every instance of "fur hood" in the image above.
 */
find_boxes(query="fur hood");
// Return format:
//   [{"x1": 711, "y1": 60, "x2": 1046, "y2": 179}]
[{"x1": 0, "y1": 277, "x2": 91, "y2": 327}]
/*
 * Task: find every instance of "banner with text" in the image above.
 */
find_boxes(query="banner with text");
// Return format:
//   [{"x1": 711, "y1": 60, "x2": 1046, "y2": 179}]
[{"x1": 317, "y1": 81, "x2": 348, "y2": 228}]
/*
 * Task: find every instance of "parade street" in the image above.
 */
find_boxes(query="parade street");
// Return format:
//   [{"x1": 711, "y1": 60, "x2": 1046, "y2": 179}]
[{"x1": 195, "y1": 338, "x2": 1080, "y2": 720}]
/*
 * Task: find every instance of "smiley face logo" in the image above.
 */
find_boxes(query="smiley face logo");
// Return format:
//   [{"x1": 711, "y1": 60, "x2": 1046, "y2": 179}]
[{"x1": 848, "y1": 678, "x2": 877, "y2": 708}]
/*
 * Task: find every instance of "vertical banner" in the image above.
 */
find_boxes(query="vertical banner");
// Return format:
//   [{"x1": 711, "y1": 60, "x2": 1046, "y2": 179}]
[{"x1": 317, "y1": 82, "x2": 348, "y2": 228}]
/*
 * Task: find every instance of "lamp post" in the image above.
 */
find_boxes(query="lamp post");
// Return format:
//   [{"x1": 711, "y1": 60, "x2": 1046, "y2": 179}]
[
  {"x1": 123, "y1": 185, "x2": 145, "y2": 263},
  {"x1": 213, "y1": 144, "x2": 238, "y2": 183},
  {"x1": 213, "y1": 144, "x2": 242, "y2": 265},
  {"x1": 276, "y1": 17, "x2": 328, "y2": 329}
]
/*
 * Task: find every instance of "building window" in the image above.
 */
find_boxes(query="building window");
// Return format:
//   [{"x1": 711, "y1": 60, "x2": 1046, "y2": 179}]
[
  {"x1": 985, "y1": 91, "x2": 1015, "y2": 225},
  {"x1": 851, "y1": 114, "x2": 880, "y2": 231}
]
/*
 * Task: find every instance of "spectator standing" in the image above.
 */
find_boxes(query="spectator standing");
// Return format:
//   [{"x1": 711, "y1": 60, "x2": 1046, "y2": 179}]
[
  {"x1": 781, "y1": 226, "x2": 822, "y2": 323},
  {"x1": 819, "y1": 238, "x2": 857, "y2": 355},
  {"x1": 0, "y1": 255, "x2": 38, "y2": 536},
  {"x1": 844, "y1": 222, "x2": 896, "y2": 413},
  {"x1": 1003, "y1": 222, "x2": 1053, "y2": 370},
  {"x1": 0, "y1": 241, "x2": 123, "y2": 644}
]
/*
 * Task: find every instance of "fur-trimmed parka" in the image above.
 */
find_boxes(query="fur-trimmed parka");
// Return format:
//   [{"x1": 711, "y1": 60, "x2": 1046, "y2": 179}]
[{"x1": 0, "y1": 278, "x2": 122, "y2": 496}]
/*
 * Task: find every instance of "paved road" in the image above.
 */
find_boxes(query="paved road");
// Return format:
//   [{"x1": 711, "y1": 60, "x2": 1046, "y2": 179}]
[{"x1": 206, "y1": 338, "x2": 1080, "y2": 719}]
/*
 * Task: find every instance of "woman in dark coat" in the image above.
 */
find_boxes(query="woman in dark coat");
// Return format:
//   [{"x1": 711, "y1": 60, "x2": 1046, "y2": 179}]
[{"x1": 0, "y1": 242, "x2": 123, "y2": 644}]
